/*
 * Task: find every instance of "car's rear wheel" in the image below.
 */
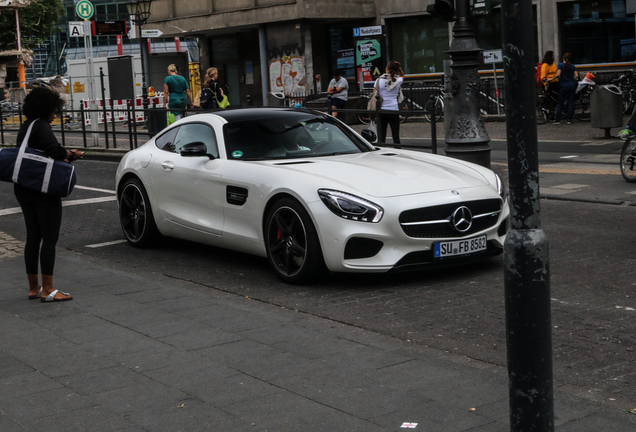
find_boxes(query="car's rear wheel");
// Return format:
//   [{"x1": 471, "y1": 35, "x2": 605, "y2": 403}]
[
  {"x1": 119, "y1": 178, "x2": 160, "y2": 247},
  {"x1": 265, "y1": 198, "x2": 325, "y2": 284}
]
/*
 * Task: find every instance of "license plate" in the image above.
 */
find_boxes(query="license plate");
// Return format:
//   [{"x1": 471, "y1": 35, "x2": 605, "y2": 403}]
[{"x1": 434, "y1": 235, "x2": 487, "y2": 258}]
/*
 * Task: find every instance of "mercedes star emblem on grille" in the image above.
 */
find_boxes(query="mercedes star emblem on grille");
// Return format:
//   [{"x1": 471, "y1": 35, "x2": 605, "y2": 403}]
[{"x1": 451, "y1": 206, "x2": 473, "y2": 232}]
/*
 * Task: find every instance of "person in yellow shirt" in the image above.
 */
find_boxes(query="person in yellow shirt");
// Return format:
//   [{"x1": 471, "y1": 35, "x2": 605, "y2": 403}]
[{"x1": 541, "y1": 51, "x2": 559, "y2": 96}]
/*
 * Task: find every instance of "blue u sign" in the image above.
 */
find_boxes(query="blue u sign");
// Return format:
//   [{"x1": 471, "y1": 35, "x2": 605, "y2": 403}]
[{"x1": 353, "y1": 28, "x2": 361, "y2": 38}]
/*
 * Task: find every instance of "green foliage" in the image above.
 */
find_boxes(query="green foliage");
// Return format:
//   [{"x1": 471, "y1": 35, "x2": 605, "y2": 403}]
[{"x1": 0, "y1": 0, "x2": 64, "y2": 51}]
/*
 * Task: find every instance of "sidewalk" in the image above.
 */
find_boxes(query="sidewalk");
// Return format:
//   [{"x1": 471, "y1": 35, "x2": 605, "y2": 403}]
[{"x1": 1, "y1": 247, "x2": 635, "y2": 431}]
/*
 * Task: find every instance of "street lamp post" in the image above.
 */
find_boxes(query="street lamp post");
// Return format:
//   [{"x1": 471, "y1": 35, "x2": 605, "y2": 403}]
[{"x1": 126, "y1": 0, "x2": 153, "y2": 113}]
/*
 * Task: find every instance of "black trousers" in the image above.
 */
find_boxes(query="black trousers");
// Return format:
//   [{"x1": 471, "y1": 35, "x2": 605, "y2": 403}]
[
  {"x1": 14, "y1": 184, "x2": 62, "y2": 275},
  {"x1": 378, "y1": 112, "x2": 401, "y2": 144}
]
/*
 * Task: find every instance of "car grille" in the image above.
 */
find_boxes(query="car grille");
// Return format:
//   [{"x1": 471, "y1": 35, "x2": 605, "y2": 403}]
[{"x1": 399, "y1": 199, "x2": 502, "y2": 238}]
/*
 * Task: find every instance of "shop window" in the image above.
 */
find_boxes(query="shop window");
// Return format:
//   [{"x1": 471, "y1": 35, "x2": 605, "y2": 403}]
[{"x1": 559, "y1": 0, "x2": 636, "y2": 64}]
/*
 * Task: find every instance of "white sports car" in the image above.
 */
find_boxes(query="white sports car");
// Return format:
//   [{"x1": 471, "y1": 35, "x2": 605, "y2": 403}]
[{"x1": 116, "y1": 108, "x2": 509, "y2": 284}]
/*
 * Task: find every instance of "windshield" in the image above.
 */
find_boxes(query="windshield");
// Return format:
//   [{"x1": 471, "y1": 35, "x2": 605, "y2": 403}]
[{"x1": 222, "y1": 113, "x2": 373, "y2": 160}]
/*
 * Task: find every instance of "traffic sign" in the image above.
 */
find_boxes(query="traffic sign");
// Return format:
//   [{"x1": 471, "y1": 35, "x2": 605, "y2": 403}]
[
  {"x1": 69, "y1": 21, "x2": 84, "y2": 37},
  {"x1": 141, "y1": 29, "x2": 163, "y2": 38},
  {"x1": 483, "y1": 49, "x2": 503, "y2": 64},
  {"x1": 76, "y1": 0, "x2": 94, "y2": 20}
]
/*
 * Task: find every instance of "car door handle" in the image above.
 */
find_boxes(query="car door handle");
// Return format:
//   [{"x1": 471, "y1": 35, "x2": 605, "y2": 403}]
[{"x1": 161, "y1": 161, "x2": 175, "y2": 170}]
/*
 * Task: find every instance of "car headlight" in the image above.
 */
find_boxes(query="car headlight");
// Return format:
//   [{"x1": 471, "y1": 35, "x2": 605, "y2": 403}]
[
  {"x1": 495, "y1": 174, "x2": 506, "y2": 200},
  {"x1": 318, "y1": 189, "x2": 383, "y2": 223}
]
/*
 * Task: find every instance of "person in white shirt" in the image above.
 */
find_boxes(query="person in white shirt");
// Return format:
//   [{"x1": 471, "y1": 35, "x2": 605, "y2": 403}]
[
  {"x1": 375, "y1": 61, "x2": 405, "y2": 144},
  {"x1": 326, "y1": 69, "x2": 349, "y2": 118}
]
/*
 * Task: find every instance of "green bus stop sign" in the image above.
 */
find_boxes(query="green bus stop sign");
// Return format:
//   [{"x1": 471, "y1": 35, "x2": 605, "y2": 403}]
[{"x1": 76, "y1": 0, "x2": 94, "y2": 20}]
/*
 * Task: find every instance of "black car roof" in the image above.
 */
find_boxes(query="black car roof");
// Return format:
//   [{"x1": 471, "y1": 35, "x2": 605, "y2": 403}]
[{"x1": 211, "y1": 107, "x2": 327, "y2": 122}]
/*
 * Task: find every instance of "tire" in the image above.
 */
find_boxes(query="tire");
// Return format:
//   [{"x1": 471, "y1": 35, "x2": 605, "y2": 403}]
[
  {"x1": 119, "y1": 177, "x2": 160, "y2": 247},
  {"x1": 357, "y1": 98, "x2": 372, "y2": 124},
  {"x1": 535, "y1": 105, "x2": 548, "y2": 125},
  {"x1": 424, "y1": 97, "x2": 443, "y2": 123},
  {"x1": 573, "y1": 98, "x2": 590, "y2": 122},
  {"x1": 398, "y1": 100, "x2": 410, "y2": 123},
  {"x1": 265, "y1": 198, "x2": 325, "y2": 284},
  {"x1": 620, "y1": 139, "x2": 636, "y2": 183}
]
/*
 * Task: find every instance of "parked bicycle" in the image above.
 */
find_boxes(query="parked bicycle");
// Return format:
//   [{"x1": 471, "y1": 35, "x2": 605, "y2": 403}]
[
  {"x1": 424, "y1": 87, "x2": 444, "y2": 123},
  {"x1": 620, "y1": 134, "x2": 636, "y2": 182},
  {"x1": 536, "y1": 80, "x2": 592, "y2": 124},
  {"x1": 611, "y1": 69, "x2": 636, "y2": 114}
]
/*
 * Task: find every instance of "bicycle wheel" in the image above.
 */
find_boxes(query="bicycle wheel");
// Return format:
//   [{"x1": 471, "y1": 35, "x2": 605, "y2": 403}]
[
  {"x1": 620, "y1": 138, "x2": 636, "y2": 182},
  {"x1": 535, "y1": 105, "x2": 548, "y2": 125},
  {"x1": 357, "y1": 98, "x2": 371, "y2": 124},
  {"x1": 573, "y1": 93, "x2": 590, "y2": 122},
  {"x1": 424, "y1": 98, "x2": 444, "y2": 123},
  {"x1": 399, "y1": 100, "x2": 410, "y2": 123}
]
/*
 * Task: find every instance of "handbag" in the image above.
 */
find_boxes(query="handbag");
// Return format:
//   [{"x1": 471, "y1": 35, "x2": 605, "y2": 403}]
[
  {"x1": 167, "y1": 112, "x2": 176, "y2": 125},
  {"x1": 367, "y1": 82, "x2": 383, "y2": 111},
  {"x1": 200, "y1": 85, "x2": 214, "y2": 109},
  {"x1": 213, "y1": 83, "x2": 230, "y2": 109},
  {"x1": 0, "y1": 120, "x2": 76, "y2": 197}
]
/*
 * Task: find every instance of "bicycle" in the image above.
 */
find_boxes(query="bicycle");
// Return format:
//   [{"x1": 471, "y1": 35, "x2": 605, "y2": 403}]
[
  {"x1": 620, "y1": 134, "x2": 636, "y2": 182},
  {"x1": 356, "y1": 94, "x2": 410, "y2": 124},
  {"x1": 611, "y1": 69, "x2": 636, "y2": 114},
  {"x1": 424, "y1": 87, "x2": 444, "y2": 123},
  {"x1": 536, "y1": 83, "x2": 592, "y2": 124}
]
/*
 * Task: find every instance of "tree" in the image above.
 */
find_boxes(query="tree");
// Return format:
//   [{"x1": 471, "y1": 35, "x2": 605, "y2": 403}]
[{"x1": 0, "y1": 0, "x2": 64, "y2": 51}]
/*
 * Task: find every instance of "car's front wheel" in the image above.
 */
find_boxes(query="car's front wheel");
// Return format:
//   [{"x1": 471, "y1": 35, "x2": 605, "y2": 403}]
[
  {"x1": 119, "y1": 177, "x2": 160, "y2": 247},
  {"x1": 265, "y1": 198, "x2": 325, "y2": 284}
]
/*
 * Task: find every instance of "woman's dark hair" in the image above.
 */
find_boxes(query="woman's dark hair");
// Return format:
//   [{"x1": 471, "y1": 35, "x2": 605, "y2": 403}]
[
  {"x1": 23, "y1": 87, "x2": 64, "y2": 121},
  {"x1": 563, "y1": 52, "x2": 572, "y2": 69},
  {"x1": 542, "y1": 51, "x2": 554, "y2": 65},
  {"x1": 386, "y1": 61, "x2": 401, "y2": 77}
]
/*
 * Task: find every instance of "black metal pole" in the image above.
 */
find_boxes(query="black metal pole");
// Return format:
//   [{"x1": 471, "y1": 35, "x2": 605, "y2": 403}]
[
  {"x1": 80, "y1": 100, "x2": 87, "y2": 148},
  {"x1": 501, "y1": 0, "x2": 554, "y2": 431},
  {"x1": 100, "y1": 67, "x2": 109, "y2": 149},
  {"x1": 443, "y1": 0, "x2": 491, "y2": 167},
  {"x1": 430, "y1": 95, "x2": 437, "y2": 154}
]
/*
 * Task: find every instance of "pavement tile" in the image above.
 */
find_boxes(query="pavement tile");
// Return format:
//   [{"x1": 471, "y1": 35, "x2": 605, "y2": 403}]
[
  {"x1": 90, "y1": 380, "x2": 192, "y2": 414},
  {"x1": 95, "y1": 307, "x2": 179, "y2": 327},
  {"x1": 184, "y1": 304, "x2": 278, "y2": 332},
  {"x1": 125, "y1": 315, "x2": 202, "y2": 338},
  {"x1": 228, "y1": 350, "x2": 327, "y2": 382},
  {"x1": 48, "y1": 321, "x2": 143, "y2": 345},
  {"x1": 0, "y1": 354, "x2": 36, "y2": 378},
  {"x1": 0, "y1": 387, "x2": 95, "y2": 423},
  {"x1": 222, "y1": 390, "x2": 388, "y2": 432},
  {"x1": 557, "y1": 413, "x2": 636, "y2": 431},
  {"x1": 159, "y1": 326, "x2": 244, "y2": 351},
  {"x1": 26, "y1": 351, "x2": 120, "y2": 379},
  {"x1": 0, "y1": 371, "x2": 64, "y2": 400},
  {"x1": 0, "y1": 413, "x2": 28, "y2": 432},
  {"x1": 140, "y1": 358, "x2": 241, "y2": 388},
  {"x1": 57, "y1": 365, "x2": 154, "y2": 396},
  {"x1": 73, "y1": 291, "x2": 147, "y2": 316},
  {"x1": 122, "y1": 398, "x2": 252, "y2": 431},
  {"x1": 22, "y1": 405, "x2": 135, "y2": 432},
  {"x1": 194, "y1": 339, "x2": 280, "y2": 366},
  {"x1": 118, "y1": 286, "x2": 197, "y2": 305},
  {"x1": 114, "y1": 345, "x2": 204, "y2": 373}
]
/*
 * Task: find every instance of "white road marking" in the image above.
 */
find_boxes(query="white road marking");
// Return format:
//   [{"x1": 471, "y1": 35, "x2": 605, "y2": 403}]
[
  {"x1": 560, "y1": 155, "x2": 579, "y2": 159},
  {"x1": 0, "y1": 196, "x2": 117, "y2": 216},
  {"x1": 85, "y1": 239, "x2": 128, "y2": 248},
  {"x1": 74, "y1": 185, "x2": 116, "y2": 194}
]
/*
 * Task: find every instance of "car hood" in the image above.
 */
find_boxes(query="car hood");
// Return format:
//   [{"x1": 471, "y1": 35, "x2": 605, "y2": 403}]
[{"x1": 266, "y1": 151, "x2": 494, "y2": 198}]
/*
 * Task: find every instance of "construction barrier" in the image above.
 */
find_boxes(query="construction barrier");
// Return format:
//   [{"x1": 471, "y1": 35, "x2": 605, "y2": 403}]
[{"x1": 81, "y1": 95, "x2": 165, "y2": 125}]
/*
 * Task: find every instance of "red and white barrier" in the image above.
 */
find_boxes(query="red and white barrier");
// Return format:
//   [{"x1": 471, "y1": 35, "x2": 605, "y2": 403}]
[{"x1": 82, "y1": 96, "x2": 165, "y2": 125}]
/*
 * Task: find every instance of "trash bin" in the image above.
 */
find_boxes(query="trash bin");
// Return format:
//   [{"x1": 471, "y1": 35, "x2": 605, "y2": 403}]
[
  {"x1": 267, "y1": 92, "x2": 285, "y2": 107},
  {"x1": 147, "y1": 108, "x2": 167, "y2": 135},
  {"x1": 591, "y1": 84, "x2": 623, "y2": 130}
]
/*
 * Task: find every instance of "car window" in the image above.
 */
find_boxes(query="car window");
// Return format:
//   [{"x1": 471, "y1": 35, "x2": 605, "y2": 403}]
[
  {"x1": 223, "y1": 115, "x2": 371, "y2": 160},
  {"x1": 173, "y1": 123, "x2": 219, "y2": 158},
  {"x1": 155, "y1": 127, "x2": 179, "y2": 153}
]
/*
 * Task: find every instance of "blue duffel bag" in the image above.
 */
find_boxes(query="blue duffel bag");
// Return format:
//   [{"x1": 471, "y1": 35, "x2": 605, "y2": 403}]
[{"x1": 0, "y1": 120, "x2": 76, "y2": 197}]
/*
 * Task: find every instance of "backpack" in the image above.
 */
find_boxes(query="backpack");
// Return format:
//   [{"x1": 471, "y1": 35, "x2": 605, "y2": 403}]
[{"x1": 200, "y1": 85, "x2": 215, "y2": 109}]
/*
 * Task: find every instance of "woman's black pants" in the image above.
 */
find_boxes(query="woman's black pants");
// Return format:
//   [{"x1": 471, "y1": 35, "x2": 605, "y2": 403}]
[
  {"x1": 14, "y1": 184, "x2": 62, "y2": 275},
  {"x1": 378, "y1": 112, "x2": 401, "y2": 144}
]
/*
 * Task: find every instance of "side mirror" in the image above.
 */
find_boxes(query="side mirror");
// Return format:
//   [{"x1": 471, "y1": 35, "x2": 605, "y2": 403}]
[
  {"x1": 181, "y1": 142, "x2": 214, "y2": 159},
  {"x1": 361, "y1": 129, "x2": 377, "y2": 143}
]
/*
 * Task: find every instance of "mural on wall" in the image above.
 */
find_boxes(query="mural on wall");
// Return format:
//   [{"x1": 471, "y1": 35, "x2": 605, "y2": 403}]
[{"x1": 269, "y1": 55, "x2": 306, "y2": 96}]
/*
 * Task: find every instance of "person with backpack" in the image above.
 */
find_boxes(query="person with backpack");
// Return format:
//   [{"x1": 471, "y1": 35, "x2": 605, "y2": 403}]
[
  {"x1": 163, "y1": 64, "x2": 193, "y2": 121},
  {"x1": 200, "y1": 67, "x2": 229, "y2": 109},
  {"x1": 546, "y1": 52, "x2": 579, "y2": 124}
]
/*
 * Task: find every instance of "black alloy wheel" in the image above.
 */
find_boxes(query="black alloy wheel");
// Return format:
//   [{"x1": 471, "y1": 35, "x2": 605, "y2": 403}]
[
  {"x1": 119, "y1": 178, "x2": 160, "y2": 247},
  {"x1": 265, "y1": 198, "x2": 325, "y2": 284}
]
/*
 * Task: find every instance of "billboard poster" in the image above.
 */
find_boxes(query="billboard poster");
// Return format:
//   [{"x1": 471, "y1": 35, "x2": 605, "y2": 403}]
[
  {"x1": 355, "y1": 38, "x2": 383, "y2": 85},
  {"x1": 336, "y1": 48, "x2": 355, "y2": 78}
]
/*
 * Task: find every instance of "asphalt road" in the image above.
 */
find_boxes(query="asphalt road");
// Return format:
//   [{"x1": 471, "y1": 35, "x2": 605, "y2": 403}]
[{"x1": 1, "y1": 126, "x2": 636, "y2": 411}]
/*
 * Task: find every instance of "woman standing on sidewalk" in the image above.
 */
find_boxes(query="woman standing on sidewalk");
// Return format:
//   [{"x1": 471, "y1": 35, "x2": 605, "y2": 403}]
[
  {"x1": 375, "y1": 61, "x2": 405, "y2": 145},
  {"x1": 163, "y1": 64, "x2": 193, "y2": 121},
  {"x1": 547, "y1": 52, "x2": 579, "y2": 124},
  {"x1": 15, "y1": 88, "x2": 84, "y2": 302}
]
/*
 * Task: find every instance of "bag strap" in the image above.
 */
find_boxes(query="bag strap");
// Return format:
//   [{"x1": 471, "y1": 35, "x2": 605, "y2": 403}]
[{"x1": 12, "y1": 120, "x2": 38, "y2": 182}]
